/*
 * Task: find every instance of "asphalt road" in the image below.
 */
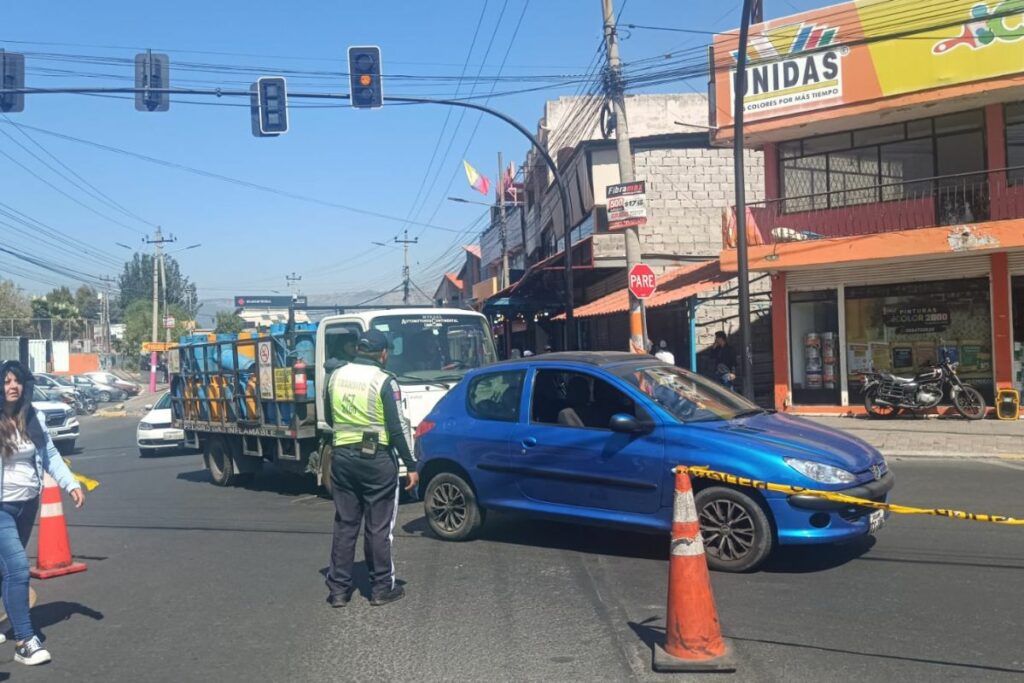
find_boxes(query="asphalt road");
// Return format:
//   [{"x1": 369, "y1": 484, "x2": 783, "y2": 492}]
[{"x1": 2, "y1": 416, "x2": 1022, "y2": 682}]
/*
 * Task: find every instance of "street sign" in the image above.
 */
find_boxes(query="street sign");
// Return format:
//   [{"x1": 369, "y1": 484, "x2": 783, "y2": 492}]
[
  {"x1": 257, "y1": 340, "x2": 274, "y2": 400},
  {"x1": 0, "y1": 51, "x2": 26, "y2": 113},
  {"x1": 606, "y1": 181, "x2": 647, "y2": 231},
  {"x1": 234, "y1": 295, "x2": 307, "y2": 308},
  {"x1": 134, "y1": 52, "x2": 170, "y2": 112},
  {"x1": 142, "y1": 342, "x2": 173, "y2": 352},
  {"x1": 628, "y1": 263, "x2": 657, "y2": 299},
  {"x1": 163, "y1": 316, "x2": 176, "y2": 329}
]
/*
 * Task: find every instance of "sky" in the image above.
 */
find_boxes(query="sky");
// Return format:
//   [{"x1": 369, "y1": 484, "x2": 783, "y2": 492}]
[{"x1": 0, "y1": 0, "x2": 829, "y2": 308}]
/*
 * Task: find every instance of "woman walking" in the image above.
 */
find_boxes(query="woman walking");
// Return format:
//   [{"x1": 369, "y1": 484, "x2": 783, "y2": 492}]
[{"x1": 0, "y1": 360, "x2": 84, "y2": 665}]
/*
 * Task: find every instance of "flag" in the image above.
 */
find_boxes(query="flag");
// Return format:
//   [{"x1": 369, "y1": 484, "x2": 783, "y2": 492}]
[
  {"x1": 463, "y1": 160, "x2": 491, "y2": 196},
  {"x1": 500, "y1": 161, "x2": 518, "y2": 203}
]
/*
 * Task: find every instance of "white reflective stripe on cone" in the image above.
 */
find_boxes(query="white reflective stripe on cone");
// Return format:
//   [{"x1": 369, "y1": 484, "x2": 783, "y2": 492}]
[
  {"x1": 670, "y1": 535, "x2": 706, "y2": 557},
  {"x1": 673, "y1": 490, "x2": 699, "y2": 524},
  {"x1": 40, "y1": 502, "x2": 64, "y2": 518},
  {"x1": 43, "y1": 473, "x2": 57, "y2": 487}
]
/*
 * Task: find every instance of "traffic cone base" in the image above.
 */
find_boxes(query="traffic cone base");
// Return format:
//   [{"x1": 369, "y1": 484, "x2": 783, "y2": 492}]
[
  {"x1": 653, "y1": 640, "x2": 736, "y2": 673},
  {"x1": 30, "y1": 561, "x2": 87, "y2": 580}
]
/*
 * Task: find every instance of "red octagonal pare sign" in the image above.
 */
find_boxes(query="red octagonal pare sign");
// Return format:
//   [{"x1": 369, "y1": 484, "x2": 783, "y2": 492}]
[{"x1": 628, "y1": 263, "x2": 657, "y2": 299}]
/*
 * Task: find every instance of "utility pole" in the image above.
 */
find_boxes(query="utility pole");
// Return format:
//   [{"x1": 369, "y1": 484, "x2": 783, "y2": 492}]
[
  {"x1": 98, "y1": 275, "x2": 116, "y2": 359},
  {"x1": 498, "y1": 151, "x2": 510, "y2": 290},
  {"x1": 734, "y1": 0, "x2": 756, "y2": 400},
  {"x1": 602, "y1": 0, "x2": 647, "y2": 354},
  {"x1": 146, "y1": 226, "x2": 175, "y2": 392},
  {"x1": 160, "y1": 253, "x2": 169, "y2": 345},
  {"x1": 286, "y1": 272, "x2": 302, "y2": 296},
  {"x1": 395, "y1": 229, "x2": 418, "y2": 305}
]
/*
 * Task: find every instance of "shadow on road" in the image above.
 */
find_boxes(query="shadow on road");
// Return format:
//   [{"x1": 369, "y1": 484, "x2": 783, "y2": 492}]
[
  {"x1": 30, "y1": 601, "x2": 104, "y2": 641},
  {"x1": 760, "y1": 536, "x2": 876, "y2": 573},
  {"x1": 139, "y1": 448, "x2": 200, "y2": 459},
  {"x1": 176, "y1": 468, "x2": 323, "y2": 498}
]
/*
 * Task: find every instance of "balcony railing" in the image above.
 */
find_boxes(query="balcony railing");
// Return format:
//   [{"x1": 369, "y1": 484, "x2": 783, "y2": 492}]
[{"x1": 723, "y1": 167, "x2": 1024, "y2": 247}]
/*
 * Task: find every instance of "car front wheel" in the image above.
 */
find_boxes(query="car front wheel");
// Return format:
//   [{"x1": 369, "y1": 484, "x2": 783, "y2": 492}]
[
  {"x1": 98, "y1": 391, "x2": 112, "y2": 403},
  {"x1": 695, "y1": 486, "x2": 773, "y2": 572},
  {"x1": 424, "y1": 472, "x2": 484, "y2": 541}
]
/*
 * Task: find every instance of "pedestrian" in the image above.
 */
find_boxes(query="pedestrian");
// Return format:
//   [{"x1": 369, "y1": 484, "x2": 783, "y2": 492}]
[
  {"x1": 522, "y1": 350, "x2": 534, "y2": 357},
  {"x1": 710, "y1": 331, "x2": 738, "y2": 390},
  {"x1": 654, "y1": 340, "x2": 675, "y2": 365},
  {"x1": 542, "y1": 344, "x2": 553, "y2": 354},
  {"x1": 324, "y1": 330, "x2": 417, "y2": 608},
  {"x1": 0, "y1": 360, "x2": 84, "y2": 665}
]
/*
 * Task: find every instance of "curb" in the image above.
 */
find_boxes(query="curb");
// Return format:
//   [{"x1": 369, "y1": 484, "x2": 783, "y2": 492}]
[{"x1": 95, "y1": 403, "x2": 127, "y2": 418}]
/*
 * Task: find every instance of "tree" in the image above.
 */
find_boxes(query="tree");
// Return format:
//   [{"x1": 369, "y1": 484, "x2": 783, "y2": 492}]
[
  {"x1": 75, "y1": 285, "x2": 101, "y2": 322},
  {"x1": 0, "y1": 279, "x2": 32, "y2": 336},
  {"x1": 214, "y1": 311, "x2": 246, "y2": 334},
  {"x1": 117, "y1": 253, "x2": 199, "y2": 320},
  {"x1": 120, "y1": 299, "x2": 192, "y2": 355}
]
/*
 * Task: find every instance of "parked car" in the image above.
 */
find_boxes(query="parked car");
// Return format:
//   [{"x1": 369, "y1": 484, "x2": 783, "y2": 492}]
[
  {"x1": 84, "y1": 371, "x2": 141, "y2": 396},
  {"x1": 137, "y1": 392, "x2": 186, "y2": 457},
  {"x1": 415, "y1": 352, "x2": 894, "y2": 572},
  {"x1": 34, "y1": 372, "x2": 78, "y2": 398},
  {"x1": 32, "y1": 387, "x2": 79, "y2": 455},
  {"x1": 71, "y1": 375, "x2": 127, "y2": 403}
]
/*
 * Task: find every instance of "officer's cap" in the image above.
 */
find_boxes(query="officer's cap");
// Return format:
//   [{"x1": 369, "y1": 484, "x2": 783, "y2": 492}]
[{"x1": 357, "y1": 329, "x2": 392, "y2": 353}]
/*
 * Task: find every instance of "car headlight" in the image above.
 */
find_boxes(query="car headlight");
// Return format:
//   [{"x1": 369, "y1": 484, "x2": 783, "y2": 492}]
[
  {"x1": 139, "y1": 422, "x2": 153, "y2": 431},
  {"x1": 784, "y1": 457, "x2": 856, "y2": 484}
]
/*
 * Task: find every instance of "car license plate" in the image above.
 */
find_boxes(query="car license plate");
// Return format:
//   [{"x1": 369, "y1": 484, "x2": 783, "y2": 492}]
[
  {"x1": 165, "y1": 429, "x2": 185, "y2": 441},
  {"x1": 868, "y1": 509, "x2": 886, "y2": 533},
  {"x1": 48, "y1": 428, "x2": 60, "y2": 437}
]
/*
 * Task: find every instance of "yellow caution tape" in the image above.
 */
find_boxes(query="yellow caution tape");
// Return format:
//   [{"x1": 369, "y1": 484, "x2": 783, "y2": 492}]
[
  {"x1": 63, "y1": 457, "x2": 100, "y2": 492},
  {"x1": 678, "y1": 465, "x2": 1024, "y2": 526}
]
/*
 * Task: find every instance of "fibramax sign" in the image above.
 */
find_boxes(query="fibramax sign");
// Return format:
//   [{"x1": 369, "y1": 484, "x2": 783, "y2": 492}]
[{"x1": 712, "y1": 0, "x2": 1024, "y2": 129}]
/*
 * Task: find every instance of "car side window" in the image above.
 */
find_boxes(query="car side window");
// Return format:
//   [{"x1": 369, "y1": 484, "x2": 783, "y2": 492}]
[
  {"x1": 467, "y1": 371, "x2": 525, "y2": 422},
  {"x1": 325, "y1": 323, "x2": 363, "y2": 364},
  {"x1": 531, "y1": 370, "x2": 641, "y2": 430}
]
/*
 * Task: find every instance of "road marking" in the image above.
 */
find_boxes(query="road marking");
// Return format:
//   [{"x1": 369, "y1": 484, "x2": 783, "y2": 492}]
[{"x1": 988, "y1": 459, "x2": 1024, "y2": 472}]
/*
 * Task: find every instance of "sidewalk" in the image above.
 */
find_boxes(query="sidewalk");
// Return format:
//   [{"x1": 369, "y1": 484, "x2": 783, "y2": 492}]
[{"x1": 802, "y1": 414, "x2": 1024, "y2": 458}]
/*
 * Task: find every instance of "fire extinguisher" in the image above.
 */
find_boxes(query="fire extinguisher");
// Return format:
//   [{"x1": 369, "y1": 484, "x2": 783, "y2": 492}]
[{"x1": 293, "y1": 358, "x2": 308, "y2": 398}]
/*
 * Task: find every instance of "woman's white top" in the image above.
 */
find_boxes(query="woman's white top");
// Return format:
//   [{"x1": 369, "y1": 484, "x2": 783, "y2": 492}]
[{"x1": 3, "y1": 438, "x2": 41, "y2": 502}]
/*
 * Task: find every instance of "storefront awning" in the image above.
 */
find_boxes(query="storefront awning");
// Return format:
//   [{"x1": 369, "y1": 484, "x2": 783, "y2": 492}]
[{"x1": 554, "y1": 260, "x2": 733, "y2": 320}]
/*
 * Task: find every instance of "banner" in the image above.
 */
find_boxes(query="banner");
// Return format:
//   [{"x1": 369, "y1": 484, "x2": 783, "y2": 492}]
[{"x1": 713, "y1": 0, "x2": 1024, "y2": 128}]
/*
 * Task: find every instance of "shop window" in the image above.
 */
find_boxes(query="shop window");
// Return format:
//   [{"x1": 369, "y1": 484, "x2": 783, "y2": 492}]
[
  {"x1": 829, "y1": 147, "x2": 880, "y2": 206},
  {"x1": 879, "y1": 138, "x2": 933, "y2": 201},
  {"x1": 789, "y1": 290, "x2": 840, "y2": 406},
  {"x1": 1007, "y1": 102, "x2": 1024, "y2": 186},
  {"x1": 853, "y1": 123, "x2": 905, "y2": 147},
  {"x1": 845, "y1": 278, "x2": 993, "y2": 405}
]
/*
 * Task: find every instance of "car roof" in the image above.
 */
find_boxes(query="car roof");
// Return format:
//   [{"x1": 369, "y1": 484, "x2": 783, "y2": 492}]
[{"x1": 489, "y1": 351, "x2": 664, "y2": 370}]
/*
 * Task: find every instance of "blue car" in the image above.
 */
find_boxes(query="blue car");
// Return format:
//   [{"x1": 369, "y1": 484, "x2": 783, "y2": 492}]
[{"x1": 415, "y1": 352, "x2": 894, "y2": 572}]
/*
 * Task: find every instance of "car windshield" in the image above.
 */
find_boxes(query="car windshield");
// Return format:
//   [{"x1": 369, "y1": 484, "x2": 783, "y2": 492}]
[
  {"x1": 33, "y1": 387, "x2": 56, "y2": 402},
  {"x1": 154, "y1": 393, "x2": 172, "y2": 410},
  {"x1": 612, "y1": 363, "x2": 761, "y2": 424},
  {"x1": 370, "y1": 314, "x2": 497, "y2": 383},
  {"x1": 51, "y1": 375, "x2": 74, "y2": 386}
]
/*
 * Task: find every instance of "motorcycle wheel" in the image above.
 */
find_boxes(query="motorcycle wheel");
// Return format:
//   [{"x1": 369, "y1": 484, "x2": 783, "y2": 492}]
[
  {"x1": 953, "y1": 386, "x2": 986, "y2": 420},
  {"x1": 864, "y1": 387, "x2": 898, "y2": 418}
]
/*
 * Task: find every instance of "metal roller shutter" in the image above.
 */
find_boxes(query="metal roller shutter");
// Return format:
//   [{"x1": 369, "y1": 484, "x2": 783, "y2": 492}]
[
  {"x1": 1007, "y1": 251, "x2": 1024, "y2": 275},
  {"x1": 787, "y1": 255, "x2": 991, "y2": 291}
]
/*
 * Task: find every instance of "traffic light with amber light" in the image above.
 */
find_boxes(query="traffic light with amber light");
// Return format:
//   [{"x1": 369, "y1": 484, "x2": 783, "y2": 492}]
[{"x1": 348, "y1": 46, "x2": 383, "y2": 109}]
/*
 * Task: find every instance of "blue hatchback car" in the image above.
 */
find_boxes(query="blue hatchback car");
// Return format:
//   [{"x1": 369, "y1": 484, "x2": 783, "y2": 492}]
[{"x1": 415, "y1": 352, "x2": 894, "y2": 571}]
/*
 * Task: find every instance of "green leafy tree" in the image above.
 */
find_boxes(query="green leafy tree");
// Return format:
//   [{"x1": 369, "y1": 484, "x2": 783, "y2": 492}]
[
  {"x1": 74, "y1": 285, "x2": 101, "y2": 322},
  {"x1": 0, "y1": 279, "x2": 32, "y2": 336},
  {"x1": 214, "y1": 311, "x2": 246, "y2": 334},
  {"x1": 117, "y1": 253, "x2": 199, "y2": 320},
  {"x1": 121, "y1": 299, "x2": 192, "y2": 354}
]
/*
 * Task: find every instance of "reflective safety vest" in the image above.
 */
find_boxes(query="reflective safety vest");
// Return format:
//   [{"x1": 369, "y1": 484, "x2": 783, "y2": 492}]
[{"x1": 329, "y1": 362, "x2": 391, "y2": 447}]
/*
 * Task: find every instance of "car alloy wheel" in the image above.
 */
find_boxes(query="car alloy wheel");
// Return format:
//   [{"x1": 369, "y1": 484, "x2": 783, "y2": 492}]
[
  {"x1": 429, "y1": 481, "x2": 467, "y2": 533},
  {"x1": 694, "y1": 486, "x2": 773, "y2": 572}
]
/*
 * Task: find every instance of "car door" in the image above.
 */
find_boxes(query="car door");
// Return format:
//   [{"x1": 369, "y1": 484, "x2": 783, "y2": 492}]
[{"x1": 510, "y1": 367, "x2": 664, "y2": 514}]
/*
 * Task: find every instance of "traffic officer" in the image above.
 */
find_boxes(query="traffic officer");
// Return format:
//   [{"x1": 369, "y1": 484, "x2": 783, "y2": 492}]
[{"x1": 325, "y1": 329, "x2": 418, "y2": 607}]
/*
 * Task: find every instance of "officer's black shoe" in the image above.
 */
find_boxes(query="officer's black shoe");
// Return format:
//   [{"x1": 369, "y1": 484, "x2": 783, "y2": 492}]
[
  {"x1": 327, "y1": 591, "x2": 353, "y2": 608},
  {"x1": 370, "y1": 585, "x2": 405, "y2": 606}
]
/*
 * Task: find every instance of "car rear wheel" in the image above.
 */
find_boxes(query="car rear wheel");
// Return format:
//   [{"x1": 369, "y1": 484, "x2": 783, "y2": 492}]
[
  {"x1": 695, "y1": 487, "x2": 773, "y2": 572},
  {"x1": 424, "y1": 472, "x2": 484, "y2": 541},
  {"x1": 98, "y1": 391, "x2": 112, "y2": 403}
]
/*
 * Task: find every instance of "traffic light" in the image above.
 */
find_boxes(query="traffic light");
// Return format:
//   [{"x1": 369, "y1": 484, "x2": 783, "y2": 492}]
[
  {"x1": 255, "y1": 76, "x2": 288, "y2": 135},
  {"x1": 0, "y1": 50, "x2": 25, "y2": 113},
  {"x1": 134, "y1": 51, "x2": 170, "y2": 112},
  {"x1": 348, "y1": 46, "x2": 383, "y2": 109}
]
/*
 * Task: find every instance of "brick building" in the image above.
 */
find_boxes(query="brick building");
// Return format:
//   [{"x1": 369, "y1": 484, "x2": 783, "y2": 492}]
[{"x1": 480, "y1": 94, "x2": 773, "y2": 396}]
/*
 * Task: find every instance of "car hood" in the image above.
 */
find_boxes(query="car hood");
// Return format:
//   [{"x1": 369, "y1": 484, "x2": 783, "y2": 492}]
[
  {"x1": 33, "y1": 400, "x2": 71, "y2": 412},
  {"x1": 687, "y1": 412, "x2": 880, "y2": 473},
  {"x1": 141, "y1": 408, "x2": 172, "y2": 425}
]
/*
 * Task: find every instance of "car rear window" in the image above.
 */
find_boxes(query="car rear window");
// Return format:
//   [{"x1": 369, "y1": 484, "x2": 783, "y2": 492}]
[{"x1": 467, "y1": 371, "x2": 524, "y2": 422}]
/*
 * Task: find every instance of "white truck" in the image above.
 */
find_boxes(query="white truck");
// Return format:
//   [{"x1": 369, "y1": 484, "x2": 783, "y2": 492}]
[{"x1": 170, "y1": 307, "x2": 497, "y2": 489}]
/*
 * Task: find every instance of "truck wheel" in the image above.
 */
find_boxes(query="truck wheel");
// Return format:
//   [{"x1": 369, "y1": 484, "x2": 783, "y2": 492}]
[
  {"x1": 695, "y1": 486, "x2": 773, "y2": 572},
  {"x1": 424, "y1": 472, "x2": 484, "y2": 541},
  {"x1": 205, "y1": 437, "x2": 237, "y2": 487}
]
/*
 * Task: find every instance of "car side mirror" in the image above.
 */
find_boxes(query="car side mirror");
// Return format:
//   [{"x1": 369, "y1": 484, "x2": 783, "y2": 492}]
[
  {"x1": 609, "y1": 413, "x2": 648, "y2": 434},
  {"x1": 144, "y1": 404, "x2": 153, "y2": 411}
]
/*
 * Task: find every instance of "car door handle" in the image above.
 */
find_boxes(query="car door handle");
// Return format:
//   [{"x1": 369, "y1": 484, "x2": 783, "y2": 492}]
[{"x1": 521, "y1": 437, "x2": 537, "y2": 448}]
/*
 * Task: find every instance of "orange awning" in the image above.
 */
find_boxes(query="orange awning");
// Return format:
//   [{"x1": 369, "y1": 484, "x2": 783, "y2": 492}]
[{"x1": 556, "y1": 260, "x2": 733, "y2": 320}]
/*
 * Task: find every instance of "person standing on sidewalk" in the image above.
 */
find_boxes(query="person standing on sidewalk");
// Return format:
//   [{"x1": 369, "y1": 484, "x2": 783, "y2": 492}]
[
  {"x1": 325, "y1": 330, "x2": 417, "y2": 607},
  {"x1": 0, "y1": 361, "x2": 84, "y2": 665},
  {"x1": 710, "y1": 331, "x2": 738, "y2": 390}
]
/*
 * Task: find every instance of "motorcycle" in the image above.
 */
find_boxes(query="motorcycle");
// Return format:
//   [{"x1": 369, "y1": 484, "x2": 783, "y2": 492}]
[
  {"x1": 860, "y1": 358, "x2": 986, "y2": 420},
  {"x1": 72, "y1": 390, "x2": 97, "y2": 416}
]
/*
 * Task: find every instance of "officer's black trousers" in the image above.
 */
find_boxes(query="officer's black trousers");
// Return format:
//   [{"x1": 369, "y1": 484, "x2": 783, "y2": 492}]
[{"x1": 326, "y1": 446, "x2": 400, "y2": 598}]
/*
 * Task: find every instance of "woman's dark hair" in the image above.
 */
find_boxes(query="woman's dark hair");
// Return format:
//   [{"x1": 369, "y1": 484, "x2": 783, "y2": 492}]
[{"x1": 0, "y1": 361, "x2": 32, "y2": 457}]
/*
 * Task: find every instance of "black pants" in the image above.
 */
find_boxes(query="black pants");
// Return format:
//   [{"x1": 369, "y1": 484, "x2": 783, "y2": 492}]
[{"x1": 326, "y1": 445, "x2": 400, "y2": 598}]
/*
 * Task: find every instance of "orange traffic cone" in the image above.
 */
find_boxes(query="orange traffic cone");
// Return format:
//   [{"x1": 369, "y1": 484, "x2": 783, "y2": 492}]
[
  {"x1": 653, "y1": 467, "x2": 736, "y2": 673},
  {"x1": 30, "y1": 474, "x2": 87, "y2": 579}
]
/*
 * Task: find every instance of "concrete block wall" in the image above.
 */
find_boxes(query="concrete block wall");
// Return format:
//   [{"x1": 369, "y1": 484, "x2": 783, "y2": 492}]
[{"x1": 635, "y1": 147, "x2": 764, "y2": 258}]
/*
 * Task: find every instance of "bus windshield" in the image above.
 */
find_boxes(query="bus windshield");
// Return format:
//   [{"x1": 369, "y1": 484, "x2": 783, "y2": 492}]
[{"x1": 370, "y1": 313, "x2": 497, "y2": 383}]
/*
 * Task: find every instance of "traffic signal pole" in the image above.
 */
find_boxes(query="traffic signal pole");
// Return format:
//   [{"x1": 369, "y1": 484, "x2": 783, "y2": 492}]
[
  {"x1": 734, "y1": 0, "x2": 756, "y2": 400},
  {"x1": 0, "y1": 84, "x2": 579, "y2": 347}
]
